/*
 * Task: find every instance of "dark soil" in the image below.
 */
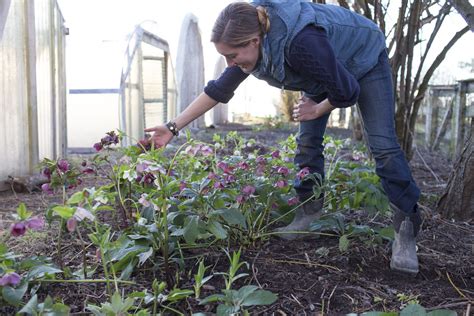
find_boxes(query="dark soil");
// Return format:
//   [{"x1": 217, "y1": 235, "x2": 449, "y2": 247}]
[{"x1": 0, "y1": 123, "x2": 472, "y2": 315}]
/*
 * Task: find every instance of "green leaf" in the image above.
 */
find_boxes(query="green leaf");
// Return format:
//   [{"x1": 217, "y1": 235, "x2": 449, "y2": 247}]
[
  {"x1": 27, "y1": 265, "x2": 62, "y2": 280},
  {"x1": 400, "y1": 304, "x2": 427, "y2": 316},
  {"x1": 137, "y1": 247, "x2": 153, "y2": 266},
  {"x1": 18, "y1": 294, "x2": 39, "y2": 314},
  {"x1": 378, "y1": 227, "x2": 394, "y2": 240},
  {"x1": 2, "y1": 281, "x2": 28, "y2": 306},
  {"x1": 217, "y1": 304, "x2": 240, "y2": 316},
  {"x1": 67, "y1": 191, "x2": 85, "y2": 204},
  {"x1": 199, "y1": 293, "x2": 225, "y2": 305},
  {"x1": 167, "y1": 289, "x2": 194, "y2": 302},
  {"x1": 52, "y1": 206, "x2": 75, "y2": 219},
  {"x1": 242, "y1": 289, "x2": 277, "y2": 306},
  {"x1": 339, "y1": 234, "x2": 350, "y2": 252},
  {"x1": 236, "y1": 285, "x2": 258, "y2": 301},
  {"x1": 212, "y1": 208, "x2": 247, "y2": 228},
  {"x1": 183, "y1": 216, "x2": 200, "y2": 244},
  {"x1": 17, "y1": 203, "x2": 32, "y2": 220},
  {"x1": 207, "y1": 220, "x2": 228, "y2": 239}
]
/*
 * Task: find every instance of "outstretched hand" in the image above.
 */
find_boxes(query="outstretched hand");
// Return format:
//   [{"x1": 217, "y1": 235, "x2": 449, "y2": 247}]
[
  {"x1": 143, "y1": 125, "x2": 174, "y2": 148},
  {"x1": 293, "y1": 96, "x2": 335, "y2": 121}
]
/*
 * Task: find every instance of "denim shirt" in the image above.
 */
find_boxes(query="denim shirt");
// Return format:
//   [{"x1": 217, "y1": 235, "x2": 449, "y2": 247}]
[{"x1": 250, "y1": 0, "x2": 386, "y2": 96}]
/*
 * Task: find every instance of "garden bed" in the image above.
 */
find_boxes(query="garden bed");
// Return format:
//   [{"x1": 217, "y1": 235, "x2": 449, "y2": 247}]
[{"x1": 0, "y1": 124, "x2": 472, "y2": 315}]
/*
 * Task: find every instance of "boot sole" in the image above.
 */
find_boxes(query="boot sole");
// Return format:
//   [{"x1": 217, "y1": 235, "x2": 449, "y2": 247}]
[{"x1": 390, "y1": 261, "x2": 419, "y2": 274}]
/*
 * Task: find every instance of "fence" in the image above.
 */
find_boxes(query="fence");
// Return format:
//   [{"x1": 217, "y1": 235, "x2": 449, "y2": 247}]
[{"x1": 418, "y1": 79, "x2": 474, "y2": 159}]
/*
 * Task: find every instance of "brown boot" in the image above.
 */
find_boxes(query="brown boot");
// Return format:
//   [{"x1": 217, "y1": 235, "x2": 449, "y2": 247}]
[
  {"x1": 390, "y1": 205, "x2": 422, "y2": 274},
  {"x1": 274, "y1": 198, "x2": 323, "y2": 240}
]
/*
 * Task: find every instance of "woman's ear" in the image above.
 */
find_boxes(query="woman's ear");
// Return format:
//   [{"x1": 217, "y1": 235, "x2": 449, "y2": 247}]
[{"x1": 251, "y1": 36, "x2": 260, "y2": 47}]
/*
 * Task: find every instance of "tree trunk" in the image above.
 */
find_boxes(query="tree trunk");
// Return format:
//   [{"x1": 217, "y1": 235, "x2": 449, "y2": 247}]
[{"x1": 437, "y1": 120, "x2": 474, "y2": 220}]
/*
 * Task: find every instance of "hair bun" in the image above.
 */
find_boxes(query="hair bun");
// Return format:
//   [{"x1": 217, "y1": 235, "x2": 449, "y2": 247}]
[{"x1": 256, "y1": 6, "x2": 270, "y2": 33}]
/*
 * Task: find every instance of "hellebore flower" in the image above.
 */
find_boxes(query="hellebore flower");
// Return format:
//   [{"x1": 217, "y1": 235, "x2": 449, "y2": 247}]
[
  {"x1": 277, "y1": 166, "x2": 290, "y2": 176},
  {"x1": 238, "y1": 161, "x2": 250, "y2": 170},
  {"x1": 25, "y1": 217, "x2": 45, "y2": 230},
  {"x1": 200, "y1": 145, "x2": 213, "y2": 156},
  {"x1": 213, "y1": 181, "x2": 225, "y2": 189},
  {"x1": 256, "y1": 156, "x2": 267, "y2": 165},
  {"x1": 0, "y1": 272, "x2": 21, "y2": 287},
  {"x1": 224, "y1": 174, "x2": 236, "y2": 184},
  {"x1": 236, "y1": 195, "x2": 246, "y2": 204},
  {"x1": 179, "y1": 181, "x2": 187, "y2": 192},
  {"x1": 41, "y1": 183, "x2": 53, "y2": 194},
  {"x1": 93, "y1": 142, "x2": 103, "y2": 151},
  {"x1": 57, "y1": 159, "x2": 70, "y2": 172},
  {"x1": 66, "y1": 217, "x2": 77, "y2": 232},
  {"x1": 10, "y1": 222, "x2": 26, "y2": 237},
  {"x1": 242, "y1": 185, "x2": 256, "y2": 196},
  {"x1": 271, "y1": 150, "x2": 280, "y2": 159},
  {"x1": 288, "y1": 197, "x2": 299, "y2": 206},
  {"x1": 217, "y1": 161, "x2": 233, "y2": 174},
  {"x1": 274, "y1": 180, "x2": 288, "y2": 188},
  {"x1": 207, "y1": 172, "x2": 218, "y2": 180},
  {"x1": 296, "y1": 167, "x2": 310, "y2": 180},
  {"x1": 42, "y1": 167, "x2": 51, "y2": 180}
]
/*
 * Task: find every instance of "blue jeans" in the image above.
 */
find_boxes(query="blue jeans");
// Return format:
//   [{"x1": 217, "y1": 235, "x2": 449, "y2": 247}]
[{"x1": 294, "y1": 50, "x2": 420, "y2": 213}]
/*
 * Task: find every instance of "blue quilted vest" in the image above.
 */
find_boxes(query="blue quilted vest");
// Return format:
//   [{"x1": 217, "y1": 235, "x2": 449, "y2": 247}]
[{"x1": 250, "y1": 0, "x2": 386, "y2": 95}]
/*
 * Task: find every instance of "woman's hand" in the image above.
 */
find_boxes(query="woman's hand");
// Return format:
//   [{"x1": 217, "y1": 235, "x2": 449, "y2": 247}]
[
  {"x1": 144, "y1": 125, "x2": 174, "y2": 148},
  {"x1": 293, "y1": 96, "x2": 335, "y2": 121}
]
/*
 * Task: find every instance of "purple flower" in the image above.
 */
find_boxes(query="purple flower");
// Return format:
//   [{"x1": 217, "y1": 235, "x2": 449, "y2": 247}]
[
  {"x1": 42, "y1": 167, "x2": 51, "y2": 180},
  {"x1": 213, "y1": 181, "x2": 225, "y2": 189},
  {"x1": 136, "y1": 163, "x2": 149, "y2": 174},
  {"x1": 224, "y1": 174, "x2": 236, "y2": 184},
  {"x1": 288, "y1": 197, "x2": 299, "y2": 206},
  {"x1": 277, "y1": 166, "x2": 290, "y2": 176},
  {"x1": 217, "y1": 161, "x2": 233, "y2": 174},
  {"x1": 256, "y1": 156, "x2": 267, "y2": 165},
  {"x1": 41, "y1": 183, "x2": 53, "y2": 194},
  {"x1": 271, "y1": 150, "x2": 280, "y2": 159},
  {"x1": 0, "y1": 272, "x2": 21, "y2": 287},
  {"x1": 179, "y1": 181, "x2": 187, "y2": 192},
  {"x1": 296, "y1": 167, "x2": 310, "y2": 180},
  {"x1": 238, "y1": 161, "x2": 250, "y2": 170},
  {"x1": 200, "y1": 145, "x2": 213, "y2": 156},
  {"x1": 82, "y1": 167, "x2": 95, "y2": 174},
  {"x1": 25, "y1": 217, "x2": 44, "y2": 230},
  {"x1": 142, "y1": 173, "x2": 156, "y2": 185},
  {"x1": 93, "y1": 142, "x2": 103, "y2": 151},
  {"x1": 236, "y1": 195, "x2": 247, "y2": 204},
  {"x1": 57, "y1": 159, "x2": 70, "y2": 172},
  {"x1": 274, "y1": 180, "x2": 287, "y2": 188},
  {"x1": 207, "y1": 172, "x2": 218, "y2": 180},
  {"x1": 67, "y1": 217, "x2": 77, "y2": 232},
  {"x1": 242, "y1": 185, "x2": 256, "y2": 196},
  {"x1": 10, "y1": 222, "x2": 26, "y2": 237}
]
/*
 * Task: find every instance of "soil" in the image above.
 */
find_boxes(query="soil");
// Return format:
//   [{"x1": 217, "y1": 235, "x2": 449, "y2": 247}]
[{"x1": 0, "y1": 123, "x2": 472, "y2": 315}]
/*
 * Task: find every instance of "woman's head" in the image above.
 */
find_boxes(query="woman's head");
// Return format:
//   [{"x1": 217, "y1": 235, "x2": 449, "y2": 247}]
[{"x1": 212, "y1": 2, "x2": 269, "y2": 73}]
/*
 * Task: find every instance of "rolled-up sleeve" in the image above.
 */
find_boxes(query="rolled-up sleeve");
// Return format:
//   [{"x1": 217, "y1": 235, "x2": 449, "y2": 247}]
[
  {"x1": 288, "y1": 25, "x2": 360, "y2": 108},
  {"x1": 204, "y1": 66, "x2": 249, "y2": 103}
]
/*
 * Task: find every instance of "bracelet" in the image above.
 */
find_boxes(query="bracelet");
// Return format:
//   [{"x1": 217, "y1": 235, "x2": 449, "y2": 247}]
[{"x1": 165, "y1": 121, "x2": 179, "y2": 136}]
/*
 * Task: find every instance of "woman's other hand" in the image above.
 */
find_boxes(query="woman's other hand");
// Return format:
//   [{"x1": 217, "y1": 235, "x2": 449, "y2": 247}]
[
  {"x1": 293, "y1": 96, "x2": 335, "y2": 121},
  {"x1": 144, "y1": 125, "x2": 174, "y2": 148}
]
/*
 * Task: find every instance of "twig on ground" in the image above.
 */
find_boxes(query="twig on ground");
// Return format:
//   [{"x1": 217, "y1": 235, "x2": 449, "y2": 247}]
[{"x1": 415, "y1": 146, "x2": 442, "y2": 182}]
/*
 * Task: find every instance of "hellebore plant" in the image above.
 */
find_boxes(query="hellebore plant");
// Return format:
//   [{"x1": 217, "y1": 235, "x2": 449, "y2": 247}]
[{"x1": 9, "y1": 203, "x2": 44, "y2": 237}]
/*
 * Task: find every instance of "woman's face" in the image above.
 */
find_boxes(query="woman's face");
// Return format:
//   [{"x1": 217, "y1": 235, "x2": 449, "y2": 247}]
[{"x1": 215, "y1": 37, "x2": 260, "y2": 73}]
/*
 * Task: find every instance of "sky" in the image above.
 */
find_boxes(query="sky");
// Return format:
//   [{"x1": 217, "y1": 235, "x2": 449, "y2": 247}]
[{"x1": 57, "y1": 0, "x2": 473, "y2": 117}]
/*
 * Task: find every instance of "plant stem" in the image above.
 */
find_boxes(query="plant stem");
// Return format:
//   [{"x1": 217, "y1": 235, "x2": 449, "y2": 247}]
[{"x1": 30, "y1": 278, "x2": 135, "y2": 284}]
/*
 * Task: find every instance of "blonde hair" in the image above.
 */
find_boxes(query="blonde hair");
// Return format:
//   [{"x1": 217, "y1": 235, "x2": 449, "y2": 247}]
[{"x1": 211, "y1": 2, "x2": 270, "y2": 47}]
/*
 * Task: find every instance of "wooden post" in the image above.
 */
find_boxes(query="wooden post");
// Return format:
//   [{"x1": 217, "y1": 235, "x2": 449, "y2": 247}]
[
  {"x1": 424, "y1": 87, "x2": 433, "y2": 146},
  {"x1": 453, "y1": 82, "x2": 467, "y2": 160}
]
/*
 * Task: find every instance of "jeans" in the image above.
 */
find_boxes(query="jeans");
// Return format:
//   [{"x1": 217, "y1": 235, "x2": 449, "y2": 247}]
[{"x1": 294, "y1": 50, "x2": 420, "y2": 214}]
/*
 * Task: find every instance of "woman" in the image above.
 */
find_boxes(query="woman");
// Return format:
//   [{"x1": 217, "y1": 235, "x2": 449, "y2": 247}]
[{"x1": 145, "y1": 1, "x2": 421, "y2": 274}]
